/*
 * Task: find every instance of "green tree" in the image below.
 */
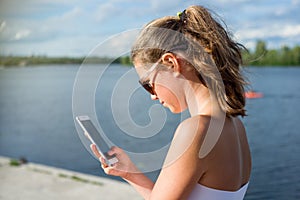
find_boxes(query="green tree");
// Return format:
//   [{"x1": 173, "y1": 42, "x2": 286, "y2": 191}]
[
  {"x1": 280, "y1": 45, "x2": 293, "y2": 65},
  {"x1": 291, "y1": 46, "x2": 300, "y2": 65},
  {"x1": 255, "y1": 40, "x2": 267, "y2": 56},
  {"x1": 251, "y1": 40, "x2": 268, "y2": 65},
  {"x1": 265, "y1": 49, "x2": 279, "y2": 65},
  {"x1": 120, "y1": 56, "x2": 131, "y2": 65},
  {"x1": 243, "y1": 40, "x2": 300, "y2": 66}
]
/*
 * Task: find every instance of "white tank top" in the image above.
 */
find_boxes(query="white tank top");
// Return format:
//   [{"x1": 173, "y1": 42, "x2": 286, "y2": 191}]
[{"x1": 188, "y1": 182, "x2": 249, "y2": 200}]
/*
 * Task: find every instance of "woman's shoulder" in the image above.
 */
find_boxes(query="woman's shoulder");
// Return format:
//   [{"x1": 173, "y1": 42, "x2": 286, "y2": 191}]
[
  {"x1": 178, "y1": 115, "x2": 246, "y2": 136},
  {"x1": 176, "y1": 115, "x2": 212, "y2": 135},
  {"x1": 232, "y1": 117, "x2": 246, "y2": 133},
  {"x1": 172, "y1": 115, "x2": 213, "y2": 149},
  {"x1": 165, "y1": 115, "x2": 211, "y2": 168}
]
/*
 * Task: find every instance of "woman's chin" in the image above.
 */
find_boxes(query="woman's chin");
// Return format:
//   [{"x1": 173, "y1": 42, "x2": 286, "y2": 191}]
[{"x1": 167, "y1": 104, "x2": 185, "y2": 114}]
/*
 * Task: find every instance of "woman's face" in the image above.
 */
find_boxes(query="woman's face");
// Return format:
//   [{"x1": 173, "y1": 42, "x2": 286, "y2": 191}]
[
  {"x1": 135, "y1": 60, "x2": 188, "y2": 113},
  {"x1": 154, "y1": 71, "x2": 187, "y2": 113}
]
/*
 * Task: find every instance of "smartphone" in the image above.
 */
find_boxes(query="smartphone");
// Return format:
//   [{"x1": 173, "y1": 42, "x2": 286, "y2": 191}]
[{"x1": 76, "y1": 115, "x2": 118, "y2": 166}]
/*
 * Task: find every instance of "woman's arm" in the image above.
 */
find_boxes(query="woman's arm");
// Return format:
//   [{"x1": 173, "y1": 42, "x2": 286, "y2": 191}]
[
  {"x1": 147, "y1": 117, "x2": 207, "y2": 199},
  {"x1": 123, "y1": 171, "x2": 154, "y2": 199},
  {"x1": 90, "y1": 144, "x2": 154, "y2": 199},
  {"x1": 91, "y1": 116, "x2": 207, "y2": 199}
]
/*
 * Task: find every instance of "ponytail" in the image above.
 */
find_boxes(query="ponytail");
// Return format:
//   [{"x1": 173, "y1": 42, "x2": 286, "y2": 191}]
[{"x1": 183, "y1": 6, "x2": 247, "y2": 116}]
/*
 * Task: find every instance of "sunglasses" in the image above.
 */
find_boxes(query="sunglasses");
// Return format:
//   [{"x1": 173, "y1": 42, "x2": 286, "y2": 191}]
[
  {"x1": 139, "y1": 80, "x2": 155, "y2": 95},
  {"x1": 138, "y1": 61, "x2": 160, "y2": 95}
]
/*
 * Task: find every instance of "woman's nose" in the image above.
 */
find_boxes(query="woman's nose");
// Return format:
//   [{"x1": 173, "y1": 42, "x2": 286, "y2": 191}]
[{"x1": 151, "y1": 94, "x2": 158, "y2": 100}]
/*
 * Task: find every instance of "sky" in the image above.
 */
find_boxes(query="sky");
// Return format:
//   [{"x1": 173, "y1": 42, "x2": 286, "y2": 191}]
[{"x1": 0, "y1": 0, "x2": 299, "y2": 57}]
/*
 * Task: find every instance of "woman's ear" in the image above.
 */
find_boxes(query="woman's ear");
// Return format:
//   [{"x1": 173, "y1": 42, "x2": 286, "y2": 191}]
[{"x1": 161, "y1": 53, "x2": 181, "y2": 75}]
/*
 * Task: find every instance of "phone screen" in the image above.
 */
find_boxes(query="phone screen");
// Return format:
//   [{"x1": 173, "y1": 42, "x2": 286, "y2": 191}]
[{"x1": 80, "y1": 119, "x2": 111, "y2": 154}]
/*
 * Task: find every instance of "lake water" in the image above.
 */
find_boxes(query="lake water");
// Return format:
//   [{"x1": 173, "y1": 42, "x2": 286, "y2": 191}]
[{"x1": 0, "y1": 64, "x2": 299, "y2": 199}]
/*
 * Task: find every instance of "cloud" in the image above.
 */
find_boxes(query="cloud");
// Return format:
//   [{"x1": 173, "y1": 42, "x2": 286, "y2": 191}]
[
  {"x1": 0, "y1": 0, "x2": 299, "y2": 56},
  {"x1": 281, "y1": 25, "x2": 300, "y2": 37},
  {"x1": 88, "y1": 29, "x2": 140, "y2": 57},
  {"x1": 1, "y1": 5, "x2": 91, "y2": 43},
  {"x1": 149, "y1": 0, "x2": 186, "y2": 12},
  {"x1": 94, "y1": 2, "x2": 121, "y2": 22},
  {"x1": 0, "y1": 21, "x2": 6, "y2": 32},
  {"x1": 236, "y1": 24, "x2": 300, "y2": 40},
  {"x1": 235, "y1": 23, "x2": 300, "y2": 50},
  {"x1": 0, "y1": 0, "x2": 65, "y2": 18},
  {"x1": 14, "y1": 29, "x2": 31, "y2": 40},
  {"x1": 60, "y1": 7, "x2": 83, "y2": 21},
  {"x1": 1, "y1": 34, "x2": 101, "y2": 57}
]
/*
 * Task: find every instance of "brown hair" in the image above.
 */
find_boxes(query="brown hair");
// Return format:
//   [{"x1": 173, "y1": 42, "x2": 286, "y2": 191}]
[{"x1": 131, "y1": 5, "x2": 247, "y2": 117}]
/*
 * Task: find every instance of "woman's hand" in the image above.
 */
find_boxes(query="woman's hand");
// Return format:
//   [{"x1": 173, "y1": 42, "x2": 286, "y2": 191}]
[{"x1": 90, "y1": 144, "x2": 139, "y2": 179}]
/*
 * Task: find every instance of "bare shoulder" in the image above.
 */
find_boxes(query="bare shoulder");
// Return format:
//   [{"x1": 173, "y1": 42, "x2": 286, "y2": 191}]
[
  {"x1": 164, "y1": 115, "x2": 211, "y2": 167},
  {"x1": 154, "y1": 116, "x2": 210, "y2": 199},
  {"x1": 230, "y1": 117, "x2": 248, "y2": 146},
  {"x1": 173, "y1": 115, "x2": 214, "y2": 150},
  {"x1": 174, "y1": 115, "x2": 212, "y2": 138},
  {"x1": 233, "y1": 117, "x2": 246, "y2": 133}
]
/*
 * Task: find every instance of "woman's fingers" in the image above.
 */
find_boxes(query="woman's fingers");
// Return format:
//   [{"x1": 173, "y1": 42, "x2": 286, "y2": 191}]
[
  {"x1": 90, "y1": 144, "x2": 101, "y2": 157},
  {"x1": 100, "y1": 157, "x2": 108, "y2": 168},
  {"x1": 90, "y1": 144, "x2": 129, "y2": 176},
  {"x1": 107, "y1": 146, "x2": 122, "y2": 156},
  {"x1": 90, "y1": 144, "x2": 109, "y2": 167},
  {"x1": 103, "y1": 166, "x2": 117, "y2": 175}
]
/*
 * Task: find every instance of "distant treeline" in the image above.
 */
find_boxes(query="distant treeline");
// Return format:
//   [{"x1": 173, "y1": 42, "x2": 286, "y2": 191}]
[
  {"x1": 0, "y1": 55, "x2": 132, "y2": 66},
  {"x1": 242, "y1": 40, "x2": 300, "y2": 66},
  {"x1": 1, "y1": 41, "x2": 299, "y2": 67}
]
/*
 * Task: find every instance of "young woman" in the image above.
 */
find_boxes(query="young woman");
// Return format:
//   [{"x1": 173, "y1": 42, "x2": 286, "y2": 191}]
[{"x1": 91, "y1": 5, "x2": 251, "y2": 200}]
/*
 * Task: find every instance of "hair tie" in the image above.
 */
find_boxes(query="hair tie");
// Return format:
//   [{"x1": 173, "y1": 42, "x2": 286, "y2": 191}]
[{"x1": 177, "y1": 9, "x2": 187, "y2": 24}]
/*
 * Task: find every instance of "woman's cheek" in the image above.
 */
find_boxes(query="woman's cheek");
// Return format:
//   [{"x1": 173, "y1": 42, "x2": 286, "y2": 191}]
[{"x1": 155, "y1": 84, "x2": 185, "y2": 113}]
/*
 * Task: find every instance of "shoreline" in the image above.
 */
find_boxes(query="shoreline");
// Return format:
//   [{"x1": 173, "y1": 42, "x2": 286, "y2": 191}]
[
  {"x1": 0, "y1": 156, "x2": 141, "y2": 200},
  {"x1": 1, "y1": 64, "x2": 299, "y2": 68}
]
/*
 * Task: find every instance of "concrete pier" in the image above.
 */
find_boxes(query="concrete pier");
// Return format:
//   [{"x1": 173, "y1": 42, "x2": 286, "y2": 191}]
[{"x1": 0, "y1": 156, "x2": 141, "y2": 200}]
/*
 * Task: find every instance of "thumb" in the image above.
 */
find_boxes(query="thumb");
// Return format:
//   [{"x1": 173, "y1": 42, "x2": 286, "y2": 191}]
[
  {"x1": 90, "y1": 144, "x2": 102, "y2": 158},
  {"x1": 108, "y1": 146, "x2": 122, "y2": 156}
]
